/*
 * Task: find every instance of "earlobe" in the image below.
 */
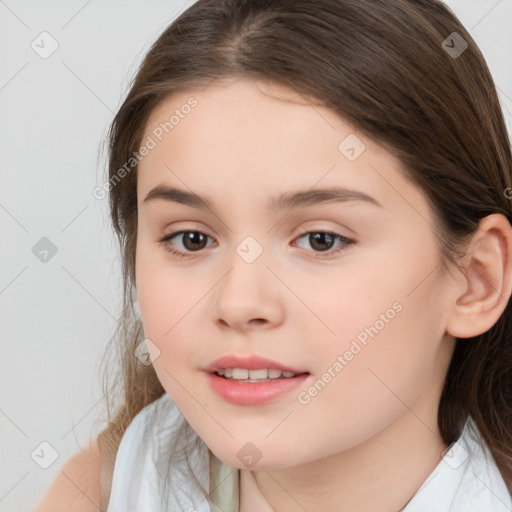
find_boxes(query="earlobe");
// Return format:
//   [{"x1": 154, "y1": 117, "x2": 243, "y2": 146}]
[{"x1": 446, "y1": 214, "x2": 512, "y2": 339}]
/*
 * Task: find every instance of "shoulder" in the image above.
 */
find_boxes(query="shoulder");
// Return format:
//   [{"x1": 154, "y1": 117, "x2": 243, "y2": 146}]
[
  {"x1": 33, "y1": 438, "x2": 102, "y2": 512},
  {"x1": 450, "y1": 417, "x2": 512, "y2": 511}
]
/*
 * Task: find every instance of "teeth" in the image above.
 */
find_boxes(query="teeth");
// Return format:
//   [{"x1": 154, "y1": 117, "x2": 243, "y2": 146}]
[
  {"x1": 216, "y1": 368, "x2": 298, "y2": 380},
  {"x1": 248, "y1": 369, "x2": 268, "y2": 379},
  {"x1": 232, "y1": 368, "x2": 249, "y2": 379}
]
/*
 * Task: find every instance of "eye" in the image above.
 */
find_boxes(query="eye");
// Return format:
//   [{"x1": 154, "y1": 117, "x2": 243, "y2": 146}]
[
  {"x1": 158, "y1": 229, "x2": 354, "y2": 259},
  {"x1": 292, "y1": 230, "x2": 354, "y2": 259},
  {"x1": 159, "y1": 230, "x2": 215, "y2": 258}
]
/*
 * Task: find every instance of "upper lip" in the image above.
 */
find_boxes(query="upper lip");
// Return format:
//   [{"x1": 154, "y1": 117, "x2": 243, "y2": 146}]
[{"x1": 205, "y1": 355, "x2": 308, "y2": 374}]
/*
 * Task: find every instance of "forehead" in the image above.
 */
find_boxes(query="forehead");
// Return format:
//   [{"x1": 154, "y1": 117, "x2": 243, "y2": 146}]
[
  {"x1": 141, "y1": 78, "x2": 338, "y2": 157},
  {"x1": 136, "y1": 78, "x2": 427, "y2": 221}
]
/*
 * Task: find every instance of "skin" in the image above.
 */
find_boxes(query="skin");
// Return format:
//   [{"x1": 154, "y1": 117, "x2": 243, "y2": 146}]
[{"x1": 135, "y1": 77, "x2": 512, "y2": 512}]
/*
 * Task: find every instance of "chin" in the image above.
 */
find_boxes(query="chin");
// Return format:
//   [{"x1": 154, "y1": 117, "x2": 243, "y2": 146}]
[{"x1": 210, "y1": 442, "x2": 301, "y2": 471}]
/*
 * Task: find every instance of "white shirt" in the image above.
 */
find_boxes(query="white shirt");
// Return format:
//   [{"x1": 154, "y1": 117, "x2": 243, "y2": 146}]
[{"x1": 106, "y1": 392, "x2": 512, "y2": 511}]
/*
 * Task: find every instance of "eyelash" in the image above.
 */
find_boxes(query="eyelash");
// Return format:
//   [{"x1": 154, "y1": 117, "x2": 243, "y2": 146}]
[{"x1": 158, "y1": 229, "x2": 355, "y2": 260}]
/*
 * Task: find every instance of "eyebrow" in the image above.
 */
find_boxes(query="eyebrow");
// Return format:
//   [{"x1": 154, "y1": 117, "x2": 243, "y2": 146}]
[{"x1": 142, "y1": 185, "x2": 382, "y2": 210}]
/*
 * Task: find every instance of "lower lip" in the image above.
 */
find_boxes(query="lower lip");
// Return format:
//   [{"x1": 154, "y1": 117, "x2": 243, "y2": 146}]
[{"x1": 207, "y1": 372, "x2": 309, "y2": 405}]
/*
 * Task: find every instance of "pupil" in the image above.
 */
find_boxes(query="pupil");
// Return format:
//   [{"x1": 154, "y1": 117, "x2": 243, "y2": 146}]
[
  {"x1": 310, "y1": 232, "x2": 333, "y2": 251},
  {"x1": 184, "y1": 232, "x2": 206, "y2": 250}
]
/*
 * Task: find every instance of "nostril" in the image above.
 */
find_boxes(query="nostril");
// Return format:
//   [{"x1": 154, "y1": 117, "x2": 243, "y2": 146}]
[{"x1": 249, "y1": 318, "x2": 267, "y2": 326}]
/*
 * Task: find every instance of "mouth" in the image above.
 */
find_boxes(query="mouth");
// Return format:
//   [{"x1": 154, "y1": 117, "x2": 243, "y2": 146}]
[
  {"x1": 204, "y1": 355, "x2": 310, "y2": 405},
  {"x1": 213, "y1": 367, "x2": 308, "y2": 382},
  {"x1": 205, "y1": 354, "x2": 309, "y2": 381}
]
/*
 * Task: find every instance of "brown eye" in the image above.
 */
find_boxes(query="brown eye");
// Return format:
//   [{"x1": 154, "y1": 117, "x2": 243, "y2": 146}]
[
  {"x1": 159, "y1": 230, "x2": 214, "y2": 256},
  {"x1": 180, "y1": 231, "x2": 209, "y2": 251},
  {"x1": 307, "y1": 232, "x2": 336, "y2": 251},
  {"x1": 293, "y1": 231, "x2": 354, "y2": 259}
]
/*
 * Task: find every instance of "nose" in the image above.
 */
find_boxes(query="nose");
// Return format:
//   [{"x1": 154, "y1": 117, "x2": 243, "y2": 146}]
[{"x1": 212, "y1": 253, "x2": 285, "y2": 332}]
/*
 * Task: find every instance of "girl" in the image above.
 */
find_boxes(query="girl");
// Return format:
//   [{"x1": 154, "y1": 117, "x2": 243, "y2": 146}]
[{"x1": 37, "y1": 0, "x2": 512, "y2": 511}]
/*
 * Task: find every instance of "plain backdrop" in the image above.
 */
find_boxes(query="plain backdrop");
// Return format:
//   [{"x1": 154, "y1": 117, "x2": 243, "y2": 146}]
[{"x1": 0, "y1": 1, "x2": 511, "y2": 510}]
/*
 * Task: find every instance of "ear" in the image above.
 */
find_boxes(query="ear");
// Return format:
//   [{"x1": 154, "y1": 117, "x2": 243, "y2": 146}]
[{"x1": 446, "y1": 213, "x2": 512, "y2": 338}]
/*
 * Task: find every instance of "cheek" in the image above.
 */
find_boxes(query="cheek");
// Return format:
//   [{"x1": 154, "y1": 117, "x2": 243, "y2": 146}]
[
  {"x1": 282, "y1": 301, "x2": 442, "y2": 464},
  {"x1": 135, "y1": 243, "x2": 225, "y2": 411},
  {"x1": 135, "y1": 246, "x2": 194, "y2": 370},
  {"x1": 302, "y1": 248, "x2": 434, "y2": 362},
  {"x1": 296, "y1": 255, "x2": 445, "y2": 448},
  {"x1": 135, "y1": 263, "x2": 202, "y2": 409},
  {"x1": 135, "y1": 240, "x2": 197, "y2": 335}
]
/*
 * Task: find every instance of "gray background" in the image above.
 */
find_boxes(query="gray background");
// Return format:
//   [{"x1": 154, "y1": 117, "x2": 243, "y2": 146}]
[{"x1": 0, "y1": 1, "x2": 510, "y2": 510}]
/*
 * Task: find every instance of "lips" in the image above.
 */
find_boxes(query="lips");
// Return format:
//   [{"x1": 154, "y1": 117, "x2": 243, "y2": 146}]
[
  {"x1": 204, "y1": 355, "x2": 310, "y2": 405},
  {"x1": 205, "y1": 354, "x2": 308, "y2": 375}
]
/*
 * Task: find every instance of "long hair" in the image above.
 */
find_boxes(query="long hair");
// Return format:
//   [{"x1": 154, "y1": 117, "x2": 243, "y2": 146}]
[{"x1": 95, "y1": 0, "x2": 512, "y2": 508}]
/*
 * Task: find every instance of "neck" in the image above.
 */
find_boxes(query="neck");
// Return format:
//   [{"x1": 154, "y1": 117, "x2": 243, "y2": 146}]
[{"x1": 241, "y1": 409, "x2": 448, "y2": 512}]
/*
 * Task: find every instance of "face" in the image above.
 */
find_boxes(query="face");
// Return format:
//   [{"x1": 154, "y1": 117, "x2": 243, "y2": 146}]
[{"x1": 135, "y1": 77, "x2": 457, "y2": 470}]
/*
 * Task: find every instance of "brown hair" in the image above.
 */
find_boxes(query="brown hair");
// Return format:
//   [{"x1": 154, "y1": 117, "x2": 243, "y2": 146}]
[{"x1": 95, "y1": 0, "x2": 512, "y2": 508}]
